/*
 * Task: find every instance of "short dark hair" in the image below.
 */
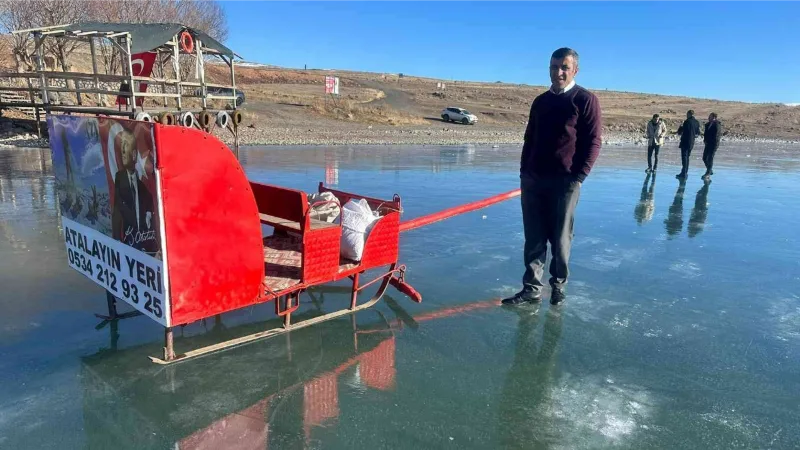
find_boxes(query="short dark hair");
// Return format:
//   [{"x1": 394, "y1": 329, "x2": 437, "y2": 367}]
[
  {"x1": 551, "y1": 47, "x2": 579, "y2": 65},
  {"x1": 653, "y1": 114, "x2": 660, "y2": 119},
  {"x1": 709, "y1": 112, "x2": 718, "y2": 120},
  {"x1": 687, "y1": 109, "x2": 695, "y2": 116}
]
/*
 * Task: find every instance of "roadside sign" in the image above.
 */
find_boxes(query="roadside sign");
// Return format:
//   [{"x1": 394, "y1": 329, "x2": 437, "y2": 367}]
[{"x1": 325, "y1": 76, "x2": 340, "y2": 95}]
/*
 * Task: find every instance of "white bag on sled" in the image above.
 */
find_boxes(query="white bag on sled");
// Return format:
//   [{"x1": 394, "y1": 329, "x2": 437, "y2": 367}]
[
  {"x1": 308, "y1": 191, "x2": 341, "y2": 223},
  {"x1": 339, "y1": 198, "x2": 379, "y2": 261}
]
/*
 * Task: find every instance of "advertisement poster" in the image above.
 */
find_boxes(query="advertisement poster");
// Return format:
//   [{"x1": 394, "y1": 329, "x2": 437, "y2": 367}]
[{"x1": 49, "y1": 115, "x2": 169, "y2": 326}]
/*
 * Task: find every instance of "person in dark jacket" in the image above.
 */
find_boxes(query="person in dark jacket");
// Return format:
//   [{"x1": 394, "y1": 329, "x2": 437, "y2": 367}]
[
  {"x1": 702, "y1": 113, "x2": 722, "y2": 179},
  {"x1": 502, "y1": 47, "x2": 602, "y2": 307},
  {"x1": 676, "y1": 110, "x2": 701, "y2": 179}
]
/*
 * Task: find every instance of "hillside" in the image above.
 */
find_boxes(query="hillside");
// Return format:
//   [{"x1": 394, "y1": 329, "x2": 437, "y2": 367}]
[
  {"x1": 205, "y1": 62, "x2": 800, "y2": 143},
  {"x1": 2, "y1": 38, "x2": 798, "y2": 145}
]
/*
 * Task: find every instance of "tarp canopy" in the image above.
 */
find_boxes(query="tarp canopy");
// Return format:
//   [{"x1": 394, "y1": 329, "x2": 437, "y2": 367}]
[{"x1": 62, "y1": 22, "x2": 236, "y2": 57}]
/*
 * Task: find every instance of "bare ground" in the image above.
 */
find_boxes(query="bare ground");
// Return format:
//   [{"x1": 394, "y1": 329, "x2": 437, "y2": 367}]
[
  {"x1": 2, "y1": 46, "x2": 799, "y2": 146},
  {"x1": 203, "y1": 64, "x2": 800, "y2": 146}
]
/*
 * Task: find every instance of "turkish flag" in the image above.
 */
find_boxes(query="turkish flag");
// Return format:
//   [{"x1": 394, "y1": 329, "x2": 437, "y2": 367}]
[{"x1": 117, "y1": 51, "x2": 157, "y2": 107}]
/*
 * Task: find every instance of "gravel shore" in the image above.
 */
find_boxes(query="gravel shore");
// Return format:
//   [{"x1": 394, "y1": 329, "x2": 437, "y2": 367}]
[
  {"x1": 2, "y1": 123, "x2": 797, "y2": 150},
  {"x1": 215, "y1": 123, "x2": 800, "y2": 148}
]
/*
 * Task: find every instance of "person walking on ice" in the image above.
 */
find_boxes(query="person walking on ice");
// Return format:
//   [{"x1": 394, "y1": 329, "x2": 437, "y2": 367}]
[
  {"x1": 676, "y1": 110, "x2": 701, "y2": 179},
  {"x1": 646, "y1": 113, "x2": 667, "y2": 173},
  {"x1": 702, "y1": 113, "x2": 723, "y2": 180}
]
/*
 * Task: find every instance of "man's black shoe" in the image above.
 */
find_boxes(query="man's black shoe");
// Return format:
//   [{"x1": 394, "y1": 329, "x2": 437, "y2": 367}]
[
  {"x1": 550, "y1": 289, "x2": 566, "y2": 305},
  {"x1": 501, "y1": 291, "x2": 542, "y2": 305}
]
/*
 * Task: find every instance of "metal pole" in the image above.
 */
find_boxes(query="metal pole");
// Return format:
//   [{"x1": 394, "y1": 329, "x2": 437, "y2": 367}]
[
  {"x1": 32, "y1": 32, "x2": 47, "y2": 138},
  {"x1": 24, "y1": 71, "x2": 41, "y2": 137},
  {"x1": 228, "y1": 55, "x2": 240, "y2": 160},
  {"x1": 229, "y1": 55, "x2": 236, "y2": 105},
  {"x1": 164, "y1": 327, "x2": 175, "y2": 361},
  {"x1": 399, "y1": 189, "x2": 522, "y2": 233},
  {"x1": 33, "y1": 107, "x2": 41, "y2": 139},
  {"x1": 123, "y1": 34, "x2": 136, "y2": 115},
  {"x1": 75, "y1": 44, "x2": 83, "y2": 106},
  {"x1": 196, "y1": 39, "x2": 206, "y2": 110},
  {"x1": 158, "y1": 50, "x2": 168, "y2": 107},
  {"x1": 283, "y1": 295, "x2": 293, "y2": 328},
  {"x1": 172, "y1": 37, "x2": 181, "y2": 110},
  {"x1": 350, "y1": 273, "x2": 360, "y2": 309},
  {"x1": 89, "y1": 37, "x2": 101, "y2": 105},
  {"x1": 234, "y1": 127, "x2": 240, "y2": 160},
  {"x1": 33, "y1": 32, "x2": 49, "y2": 105}
]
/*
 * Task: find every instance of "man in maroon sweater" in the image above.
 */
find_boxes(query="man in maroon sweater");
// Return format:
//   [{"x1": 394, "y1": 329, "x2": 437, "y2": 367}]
[{"x1": 503, "y1": 47, "x2": 602, "y2": 306}]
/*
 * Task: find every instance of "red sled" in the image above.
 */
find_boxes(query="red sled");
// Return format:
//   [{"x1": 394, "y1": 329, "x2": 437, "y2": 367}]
[{"x1": 47, "y1": 114, "x2": 519, "y2": 364}]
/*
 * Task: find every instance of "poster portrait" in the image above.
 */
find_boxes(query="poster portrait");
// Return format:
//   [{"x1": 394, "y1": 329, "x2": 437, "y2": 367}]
[{"x1": 49, "y1": 115, "x2": 169, "y2": 325}]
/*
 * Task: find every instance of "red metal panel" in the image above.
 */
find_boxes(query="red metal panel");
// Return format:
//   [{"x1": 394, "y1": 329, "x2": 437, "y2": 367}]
[
  {"x1": 360, "y1": 211, "x2": 400, "y2": 269},
  {"x1": 302, "y1": 227, "x2": 341, "y2": 284},
  {"x1": 250, "y1": 182, "x2": 308, "y2": 224},
  {"x1": 156, "y1": 125, "x2": 265, "y2": 326}
]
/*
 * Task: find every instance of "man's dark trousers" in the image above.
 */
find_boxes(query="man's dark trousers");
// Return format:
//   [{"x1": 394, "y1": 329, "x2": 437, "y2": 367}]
[
  {"x1": 647, "y1": 143, "x2": 660, "y2": 170},
  {"x1": 702, "y1": 144, "x2": 717, "y2": 174},
  {"x1": 521, "y1": 174, "x2": 581, "y2": 295},
  {"x1": 680, "y1": 144, "x2": 693, "y2": 176}
]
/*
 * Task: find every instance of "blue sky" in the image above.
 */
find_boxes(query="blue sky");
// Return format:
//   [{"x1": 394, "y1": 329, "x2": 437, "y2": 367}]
[{"x1": 222, "y1": 2, "x2": 800, "y2": 104}]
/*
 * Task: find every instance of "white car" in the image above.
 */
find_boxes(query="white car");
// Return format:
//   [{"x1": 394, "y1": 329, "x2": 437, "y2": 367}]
[{"x1": 441, "y1": 107, "x2": 477, "y2": 125}]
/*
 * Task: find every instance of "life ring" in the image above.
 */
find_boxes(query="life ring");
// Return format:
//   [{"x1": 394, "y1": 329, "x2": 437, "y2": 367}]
[{"x1": 179, "y1": 31, "x2": 194, "y2": 54}]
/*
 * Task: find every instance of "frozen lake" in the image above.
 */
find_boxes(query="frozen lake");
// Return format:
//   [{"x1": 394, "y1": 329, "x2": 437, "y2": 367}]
[{"x1": 1, "y1": 141, "x2": 799, "y2": 449}]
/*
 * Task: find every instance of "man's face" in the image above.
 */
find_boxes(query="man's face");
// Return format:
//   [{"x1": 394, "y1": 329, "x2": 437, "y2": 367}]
[
  {"x1": 708, "y1": 114, "x2": 715, "y2": 122},
  {"x1": 550, "y1": 55, "x2": 578, "y2": 91},
  {"x1": 121, "y1": 138, "x2": 135, "y2": 169}
]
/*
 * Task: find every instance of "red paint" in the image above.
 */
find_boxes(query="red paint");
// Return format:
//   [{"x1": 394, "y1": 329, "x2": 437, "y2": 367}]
[
  {"x1": 359, "y1": 211, "x2": 400, "y2": 269},
  {"x1": 399, "y1": 189, "x2": 521, "y2": 233},
  {"x1": 156, "y1": 125, "x2": 265, "y2": 326},
  {"x1": 389, "y1": 277, "x2": 422, "y2": 303},
  {"x1": 250, "y1": 182, "x2": 308, "y2": 225},
  {"x1": 149, "y1": 124, "x2": 520, "y2": 327},
  {"x1": 301, "y1": 225, "x2": 341, "y2": 284}
]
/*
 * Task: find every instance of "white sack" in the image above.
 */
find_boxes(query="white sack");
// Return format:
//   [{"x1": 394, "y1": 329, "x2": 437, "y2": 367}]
[
  {"x1": 308, "y1": 191, "x2": 341, "y2": 223},
  {"x1": 339, "y1": 198, "x2": 379, "y2": 261}
]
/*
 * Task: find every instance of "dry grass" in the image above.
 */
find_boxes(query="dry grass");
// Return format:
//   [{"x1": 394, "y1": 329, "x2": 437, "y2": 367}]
[
  {"x1": 310, "y1": 98, "x2": 426, "y2": 126},
  {"x1": 244, "y1": 83, "x2": 383, "y2": 106},
  {"x1": 206, "y1": 64, "x2": 361, "y2": 87}
]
